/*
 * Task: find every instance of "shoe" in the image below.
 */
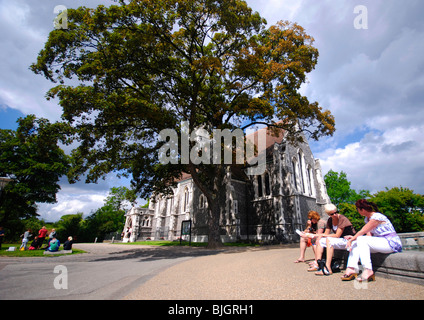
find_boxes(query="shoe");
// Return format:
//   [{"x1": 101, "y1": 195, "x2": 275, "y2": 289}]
[
  {"x1": 315, "y1": 265, "x2": 332, "y2": 276},
  {"x1": 356, "y1": 274, "x2": 376, "y2": 282},
  {"x1": 295, "y1": 229, "x2": 303, "y2": 236},
  {"x1": 307, "y1": 264, "x2": 319, "y2": 272},
  {"x1": 341, "y1": 273, "x2": 358, "y2": 281}
]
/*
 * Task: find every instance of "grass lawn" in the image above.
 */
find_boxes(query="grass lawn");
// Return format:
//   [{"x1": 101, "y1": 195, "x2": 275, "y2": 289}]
[{"x1": 0, "y1": 243, "x2": 86, "y2": 257}]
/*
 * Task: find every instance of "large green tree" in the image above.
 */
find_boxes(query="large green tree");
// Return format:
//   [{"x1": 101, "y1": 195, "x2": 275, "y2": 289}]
[
  {"x1": 31, "y1": 0, "x2": 334, "y2": 247},
  {"x1": 82, "y1": 187, "x2": 130, "y2": 241},
  {"x1": 324, "y1": 170, "x2": 369, "y2": 206},
  {"x1": 0, "y1": 115, "x2": 70, "y2": 231},
  {"x1": 371, "y1": 187, "x2": 424, "y2": 233}
]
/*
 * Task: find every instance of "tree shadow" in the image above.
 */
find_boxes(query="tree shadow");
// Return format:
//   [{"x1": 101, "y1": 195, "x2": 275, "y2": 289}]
[{"x1": 89, "y1": 245, "x2": 250, "y2": 263}]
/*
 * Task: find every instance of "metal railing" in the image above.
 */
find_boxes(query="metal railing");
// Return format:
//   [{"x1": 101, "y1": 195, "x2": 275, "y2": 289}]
[{"x1": 132, "y1": 223, "x2": 303, "y2": 243}]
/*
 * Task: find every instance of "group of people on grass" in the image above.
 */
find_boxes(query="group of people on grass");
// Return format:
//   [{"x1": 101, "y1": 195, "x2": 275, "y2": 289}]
[
  {"x1": 19, "y1": 226, "x2": 73, "y2": 252},
  {"x1": 294, "y1": 199, "x2": 402, "y2": 282}
]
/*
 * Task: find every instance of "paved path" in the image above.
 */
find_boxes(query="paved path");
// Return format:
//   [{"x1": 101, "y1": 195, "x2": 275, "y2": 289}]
[
  {"x1": 124, "y1": 244, "x2": 424, "y2": 300},
  {"x1": 0, "y1": 243, "x2": 423, "y2": 300}
]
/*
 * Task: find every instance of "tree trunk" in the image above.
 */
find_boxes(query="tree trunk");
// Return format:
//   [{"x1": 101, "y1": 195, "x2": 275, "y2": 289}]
[
  {"x1": 207, "y1": 202, "x2": 223, "y2": 248},
  {"x1": 205, "y1": 166, "x2": 228, "y2": 249}
]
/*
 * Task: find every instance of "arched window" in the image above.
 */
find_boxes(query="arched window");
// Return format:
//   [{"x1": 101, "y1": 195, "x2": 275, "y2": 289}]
[
  {"x1": 257, "y1": 175, "x2": 263, "y2": 197},
  {"x1": 292, "y1": 158, "x2": 298, "y2": 191},
  {"x1": 265, "y1": 172, "x2": 271, "y2": 196},
  {"x1": 308, "y1": 167, "x2": 315, "y2": 196},
  {"x1": 298, "y1": 151, "x2": 306, "y2": 193},
  {"x1": 183, "y1": 187, "x2": 189, "y2": 212},
  {"x1": 199, "y1": 194, "x2": 206, "y2": 208}
]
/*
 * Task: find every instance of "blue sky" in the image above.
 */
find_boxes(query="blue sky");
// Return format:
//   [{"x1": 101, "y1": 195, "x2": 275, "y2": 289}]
[
  {"x1": 0, "y1": 107, "x2": 24, "y2": 130},
  {"x1": 1, "y1": 0, "x2": 424, "y2": 221}
]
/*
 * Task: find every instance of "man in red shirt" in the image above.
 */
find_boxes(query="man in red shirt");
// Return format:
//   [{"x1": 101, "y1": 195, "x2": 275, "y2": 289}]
[{"x1": 38, "y1": 226, "x2": 48, "y2": 248}]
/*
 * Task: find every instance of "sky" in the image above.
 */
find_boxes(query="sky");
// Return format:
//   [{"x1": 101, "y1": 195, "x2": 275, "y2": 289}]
[{"x1": 1, "y1": 0, "x2": 423, "y2": 222}]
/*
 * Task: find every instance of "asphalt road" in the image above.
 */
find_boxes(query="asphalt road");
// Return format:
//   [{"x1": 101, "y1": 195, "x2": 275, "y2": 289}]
[
  {"x1": 0, "y1": 243, "x2": 216, "y2": 300},
  {"x1": 0, "y1": 243, "x2": 423, "y2": 300}
]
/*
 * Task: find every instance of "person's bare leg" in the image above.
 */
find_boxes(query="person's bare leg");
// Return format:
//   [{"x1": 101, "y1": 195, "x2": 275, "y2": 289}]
[{"x1": 295, "y1": 238, "x2": 307, "y2": 262}]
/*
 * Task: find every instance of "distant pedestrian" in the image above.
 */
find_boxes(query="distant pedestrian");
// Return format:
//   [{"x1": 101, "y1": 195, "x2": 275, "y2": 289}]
[
  {"x1": 28, "y1": 236, "x2": 40, "y2": 250},
  {"x1": 20, "y1": 229, "x2": 32, "y2": 251},
  {"x1": 49, "y1": 228, "x2": 57, "y2": 240},
  {"x1": 63, "y1": 236, "x2": 73, "y2": 250},
  {"x1": 48, "y1": 228, "x2": 57, "y2": 245},
  {"x1": 0, "y1": 227, "x2": 5, "y2": 250},
  {"x1": 46, "y1": 237, "x2": 60, "y2": 252},
  {"x1": 38, "y1": 226, "x2": 48, "y2": 248}
]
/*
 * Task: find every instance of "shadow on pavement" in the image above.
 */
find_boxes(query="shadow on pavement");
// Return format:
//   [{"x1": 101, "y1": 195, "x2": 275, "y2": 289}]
[{"x1": 89, "y1": 244, "x2": 298, "y2": 263}]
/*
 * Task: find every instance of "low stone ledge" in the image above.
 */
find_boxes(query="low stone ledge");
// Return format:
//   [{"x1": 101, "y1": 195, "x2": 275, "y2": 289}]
[
  {"x1": 331, "y1": 249, "x2": 424, "y2": 285},
  {"x1": 43, "y1": 250, "x2": 73, "y2": 255},
  {"x1": 372, "y1": 251, "x2": 424, "y2": 285}
]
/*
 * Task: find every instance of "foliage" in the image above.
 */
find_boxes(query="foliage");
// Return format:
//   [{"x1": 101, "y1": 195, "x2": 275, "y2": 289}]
[
  {"x1": 54, "y1": 213, "x2": 85, "y2": 242},
  {"x1": 0, "y1": 115, "x2": 70, "y2": 237},
  {"x1": 83, "y1": 205, "x2": 125, "y2": 242},
  {"x1": 325, "y1": 170, "x2": 424, "y2": 233},
  {"x1": 31, "y1": 0, "x2": 335, "y2": 247},
  {"x1": 105, "y1": 186, "x2": 138, "y2": 210},
  {"x1": 337, "y1": 202, "x2": 365, "y2": 233},
  {"x1": 371, "y1": 187, "x2": 424, "y2": 233},
  {"x1": 324, "y1": 170, "x2": 369, "y2": 206},
  {"x1": 78, "y1": 187, "x2": 132, "y2": 242}
]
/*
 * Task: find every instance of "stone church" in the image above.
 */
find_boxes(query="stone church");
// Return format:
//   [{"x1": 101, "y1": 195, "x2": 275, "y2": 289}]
[{"x1": 122, "y1": 126, "x2": 330, "y2": 243}]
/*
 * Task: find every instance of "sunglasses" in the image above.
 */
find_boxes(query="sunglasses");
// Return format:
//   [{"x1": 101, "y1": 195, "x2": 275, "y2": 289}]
[{"x1": 328, "y1": 210, "x2": 339, "y2": 216}]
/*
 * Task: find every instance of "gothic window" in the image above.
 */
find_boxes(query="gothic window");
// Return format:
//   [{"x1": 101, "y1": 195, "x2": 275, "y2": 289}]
[
  {"x1": 307, "y1": 166, "x2": 313, "y2": 196},
  {"x1": 308, "y1": 167, "x2": 315, "y2": 196},
  {"x1": 183, "y1": 187, "x2": 189, "y2": 212},
  {"x1": 265, "y1": 172, "x2": 271, "y2": 196},
  {"x1": 292, "y1": 158, "x2": 298, "y2": 191},
  {"x1": 298, "y1": 151, "x2": 306, "y2": 194},
  {"x1": 199, "y1": 194, "x2": 207, "y2": 208},
  {"x1": 257, "y1": 175, "x2": 263, "y2": 197},
  {"x1": 228, "y1": 199, "x2": 232, "y2": 224}
]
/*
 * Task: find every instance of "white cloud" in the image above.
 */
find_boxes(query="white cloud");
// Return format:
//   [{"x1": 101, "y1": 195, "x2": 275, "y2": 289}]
[
  {"x1": 317, "y1": 125, "x2": 424, "y2": 194},
  {"x1": 39, "y1": 193, "x2": 107, "y2": 221}
]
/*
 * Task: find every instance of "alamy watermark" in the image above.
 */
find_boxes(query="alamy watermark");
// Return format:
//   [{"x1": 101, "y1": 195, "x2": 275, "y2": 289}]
[
  {"x1": 158, "y1": 121, "x2": 267, "y2": 175},
  {"x1": 54, "y1": 5, "x2": 68, "y2": 30},
  {"x1": 53, "y1": 265, "x2": 68, "y2": 289},
  {"x1": 353, "y1": 5, "x2": 368, "y2": 30}
]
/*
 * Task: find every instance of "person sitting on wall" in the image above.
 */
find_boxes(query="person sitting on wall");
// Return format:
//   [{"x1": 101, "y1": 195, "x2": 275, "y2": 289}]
[
  {"x1": 63, "y1": 236, "x2": 73, "y2": 250},
  {"x1": 307, "y1": 203, "x2": 356, "y2": 275},
  {"x1": 46, "y1": 237, "x2": 60, "y2": 252},
  {"x1": 294, "y1": 210, "x2": 326, "y2": 263},
  {"x1": 341, "y1": 199, "x2": 402, "y2": 282}
]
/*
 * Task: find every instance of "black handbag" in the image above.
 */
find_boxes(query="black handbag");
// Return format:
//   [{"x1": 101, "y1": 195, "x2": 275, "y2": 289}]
[{"x1": 317, "y1": 259, "x2": 341, "y2": 275}]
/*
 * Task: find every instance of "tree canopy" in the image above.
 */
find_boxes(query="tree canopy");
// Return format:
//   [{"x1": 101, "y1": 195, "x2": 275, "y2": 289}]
[
  {"x1": 324, "y1": 170, "x2": 424, "y2": 233},
  {"x1": 32, "y1": 0, "x2": 335, "y2": 247},
  {"x1": 0, "y1": 115, "x2": 69, "y2": 230},
  {"x1": 371, "y1": 187, "x2": 424, "y2": 233},
  {"x1": 324, "y1": 169, "x2": 369, "y2": 206}
]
